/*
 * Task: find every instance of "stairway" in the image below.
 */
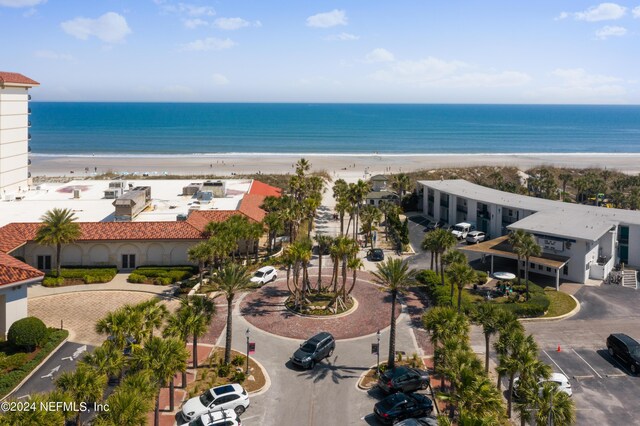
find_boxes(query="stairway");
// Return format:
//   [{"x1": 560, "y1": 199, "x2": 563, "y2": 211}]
[{"x1": 621, "y1": 270, "x2": 638, "y2": 289}]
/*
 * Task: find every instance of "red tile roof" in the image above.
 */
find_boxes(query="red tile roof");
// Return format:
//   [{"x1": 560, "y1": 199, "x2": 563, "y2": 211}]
[
  {"x1": 185, "y1": 210, "x2": 244, "y2": 232},
  {"x1": 238, "y1": 194, "x2": 268, "y2": 222},
  {"x1": 0, "y1": 252, "x2": 43, "y2": 286},
  {"x1": 248, "y1": 180, "x2": 281, "y2": 197},
  {"x1": 0, "y1": 71, "x2": 39, "y2": 87}
]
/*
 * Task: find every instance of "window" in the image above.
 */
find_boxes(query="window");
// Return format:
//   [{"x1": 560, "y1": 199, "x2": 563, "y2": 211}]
[
  {"x1": 547, "y1": 267, "x2": 551, "y2": 272},
  {"x1": 530, "y1": 262, "x2": 535, "y2": 269},
  {"x1": 538, "y1": 265, "x2": 543, "y2": 270},
  {"x1": 508, "y1": 209, "x2": 513, "y2": 216},
  {"x1": 37, "y1": 255, "x2": 51, "y2": 270}
]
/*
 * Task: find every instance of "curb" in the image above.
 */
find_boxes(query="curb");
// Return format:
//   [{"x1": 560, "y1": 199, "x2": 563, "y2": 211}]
[
  {"x1": 519, "y1": 293, "x2": 581, "y2": 323},
  {"x1": 247, "y1": 356, "x2": 272, "y2": 397},
  {"x1": 1, "y1": 335, "x2": 69, "y2": 401},
  {"x1": 356, "y1": 363, "x2": 380, "y2": 392}
]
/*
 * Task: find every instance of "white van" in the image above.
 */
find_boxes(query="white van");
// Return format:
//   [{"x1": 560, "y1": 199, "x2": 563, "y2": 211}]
[{"x1": 451, "y1": 222, "x2": 475, "y2": 240}]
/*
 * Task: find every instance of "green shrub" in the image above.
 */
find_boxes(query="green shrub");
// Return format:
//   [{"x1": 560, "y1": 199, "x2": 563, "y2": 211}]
[
  {"x1": 42, "y1": 276, "x2": 64, "y2": 287},
  {"x1": 59, "y1": 267, "x2": 117, "y2": 280},
  {"x1": 231, "y1": 355, "x2": 245, "y2": 367},
  {"x1": 217, "y1": 364, "x2": 232, "y2": 377},
  {"x1": 4, "y1": 353, "x2": 28, "y2": 371},
  {"x1": 130, "y1": 266, "x2": 196, "y2": 284},
  {"x1": 83, "y1": 274, "x2": 113, "y2": 284},
  {"x1": 232, "y1": 371, "x2": 246, "y2": 383},
  {"x1": 153, "y1": 277, "x2": 172, "y2": 286},
  {"x1": 475, "y1": 271, "x2": 488, "y2": 285},
  {"x1": 127, "y1": 273, "x2": 146, "y2": 283},
  {"x1": 7, "y1": 317, "x2": 48, "y2": 352}
]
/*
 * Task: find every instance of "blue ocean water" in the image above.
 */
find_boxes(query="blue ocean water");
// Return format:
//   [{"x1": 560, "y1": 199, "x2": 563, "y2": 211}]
[{"x1": 29, "y1": 103, "x2": 640, "y2": 155}]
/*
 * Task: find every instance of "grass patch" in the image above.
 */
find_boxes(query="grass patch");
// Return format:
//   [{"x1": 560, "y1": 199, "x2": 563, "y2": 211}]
[
  {"x1": 543, "y1": 289, "x2": 577, "y2": 318},
  {"x1": 0, "y1": 328, "x2": 69, "y2": 399},
  {"x1": 359, "y1": 353, "x2": 425, "y2": 389}
]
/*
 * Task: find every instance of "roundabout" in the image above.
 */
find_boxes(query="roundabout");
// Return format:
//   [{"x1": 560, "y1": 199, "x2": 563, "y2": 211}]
[{"x1": 239, "y1": 272, "x2": 402, "y2": 340}]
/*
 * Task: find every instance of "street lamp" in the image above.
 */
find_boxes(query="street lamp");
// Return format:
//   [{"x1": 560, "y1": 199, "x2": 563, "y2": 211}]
[
  {"x1": 376, "y1": 329, "x2": 381, "y2": 376},
  {"x1": 245, "y1": 328, "x2": 250, "y2": 374}
]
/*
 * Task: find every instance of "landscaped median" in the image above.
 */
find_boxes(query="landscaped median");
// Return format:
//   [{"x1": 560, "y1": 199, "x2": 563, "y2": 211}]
[
  {"x1": 127, "y1": 265, "x2": 197, "y2": 285},
  {"x1": 0, "y1": 319, "x2": 69, "y2": 399}
]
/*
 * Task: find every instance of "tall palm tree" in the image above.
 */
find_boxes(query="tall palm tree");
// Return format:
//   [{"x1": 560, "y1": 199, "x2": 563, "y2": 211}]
[
  {"x1": 433, "y1": 228, "x2": 458, "y2": 290},
  {"x1": 471, "y1": 304, "x2": 502, "y2": 373},
  {"x1": 421, "y1": 231, "x2": 439, "y2": 270},
  {"x1": 130, "y1": 337, "x2": 189, "y2": 424},
  {"x1": 508, "y1": 229, "x2": 527, "y2": 287},
  {"x1": 442, "y1": 249, "x2": 467, "y2": 269},
  {"x1": 372, "y1": 258, "x2": 417, "y2": 369},
  {"x1": 392, "y1": 173, "x2": 411, "y2": 202},
  {"x1": 493, "y1": 310, "x2": 524, "y2": 391},
  {"x1": 457, "y1": 373, "x2": 504, "y2": 420},
  {"x1": 182, "y1": 296, "x2": 215, "y2": 369},
  {"x1": 447, "y1": 262, "x2": 476, "y2": 312},
  {"x1": 263, "y1": 211, "x2": 284, "y2": 253},
  {"x1": 513, "y1": 357, "x2": 552, "y2": 426},
  {"x1": 95, "y1": 307, "x2": 142, "y2": 353},
  {"x1": 93, "y1": 386, "x2": 154, "y2": 426},
  {"x1": 55, "y1": 365, "x2": 107, "y2": 426},
  {"x1": 359, "y1": 204, "x2": 382, "y2": 248},
  {"x1": 81, "y1": 341, "x2": 125, "y2": 385},
  {"x1": 214, "y1": 263, "x2": 252, "y2": 364},
  {"x1": 517, "y1": 233, "x2": 542, "y2": 301},
  {"x1": 163, "y1": 307, "x2": 194, "y2": 388},
  {"x1": 138, "y1": 299, "x2": 169, "y2": 342},
  {"x1": 188, "y1": 242, "x2": 213, "y2": 286},
  {"x1": 314, "y1": 234, "x2": 334, "y2": 291},
  {"x1": 534, "y1": 382, "x2": 577, "y2": 426},
  {"x1": 34, "y1": 207, "x2": 81, "y2": 276}
]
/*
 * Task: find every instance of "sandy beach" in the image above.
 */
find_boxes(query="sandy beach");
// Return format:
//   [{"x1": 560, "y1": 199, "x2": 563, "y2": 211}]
[{"x1": 30, "y1": 153, "x2": 640, "y2": 179}]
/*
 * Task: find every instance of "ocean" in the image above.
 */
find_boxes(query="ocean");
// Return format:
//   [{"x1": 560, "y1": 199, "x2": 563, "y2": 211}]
[{"x1": 29, "y1": 103, "x2": 640, "y2": 155}]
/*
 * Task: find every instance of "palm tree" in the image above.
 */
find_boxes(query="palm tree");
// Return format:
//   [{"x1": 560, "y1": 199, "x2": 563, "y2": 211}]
[
  {"x1": 433, "y1": 228, "x2": 458, "y2": 290},
  {"x1": 95, "y1": 307, "x2": 142, "y2": 353},
  {"x1": 457, "y1": 374, "x2": 504, "y2": 420},
  {"x1": 558, "y1": 172, "x2": 572, "y2": 200},
  {"x1": 138, "y1": 299, "x2": 169, "y2": 342},
  {"x1": 182, "y1": 296, "x2": 215, "y2": 369},
  {"x1": 34, "y1": 207, "x2": 81, "y2": 276},
  {"x1": 213, "y1": 263, "x2": 252, "y2": 364},
  {"x1": 314, "y1": 234, "x2": 334, "y2": 291},
  {"x1": 81, "y1": 341, "x2": 125, "y2": 385},
  {"x1": 346, "y1": 256, "x2": 364, "y2": 296},
  {"x1": 392, "y1": 173, "x2": 411, "y2": 202},
  {"x1": 263, "y1": 211, "x2": 284, "y2": 253},
  {"x1": 372, "y1": 258, "x2": 417, "y2": 369},
  {"x1": 471, "y1": 304, "x2": 502, "y2": 373},
  {"x1": 188, "y1": 242, "x2": 213, "y2": 286},
  {"x1": 359, "y1": 204, "x2": 382, "y2": 248},
  {"x1": 130, "y1": 337, "x2": 189, "y2": 424},
  {"x1": 163, "y1": 307, "x2": 194, "y2": 388},
  {"x1": 93, "y1": 386, "x2": 153, "y2": 426},
  {"x1": 508, "y1": 229, "x2": 527, "y2": 287},
  {"x1": 442, "y1": 249, "x2": 466, "y2": 269},
  {"x1": 493, "y1": 311, "x2": 524, "y2": 391},
  {"x1": 534, "y1": 382, "x2": 576, "y2": 426},
  {"x1": 447, "y1": 262, "x2": 476, "y2": 312},
  {"x1": 0, "y1": 393, "x2": 70, "y2": 425},
  {"x1": 517, "y1": 233, "x2": 542, "y2": 301},
  {"x1": 421, "y1": 231, "x2": 438, "y2": 270},
  {"x1": 514, "y1": 357, "x2": 552, "y2": 426},
  {"x1": 55, "y1": 365, "x2": 107, "y2": 426}
]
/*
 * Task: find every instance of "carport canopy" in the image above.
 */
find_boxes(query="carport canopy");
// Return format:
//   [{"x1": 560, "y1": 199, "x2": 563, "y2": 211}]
[{"x1": 460, "y1": 235, "x2": 570, "y2": 290}]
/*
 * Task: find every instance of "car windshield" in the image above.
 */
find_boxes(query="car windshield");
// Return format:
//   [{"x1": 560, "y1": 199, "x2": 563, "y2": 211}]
[
  {"x1": 379, "y1": 395, "x2": 404, "y2": 410},
  {"x1": 199, "y1": 391, "x2": 215, "y2": 406},
  {"x1": 372, "y1": 249, "x2": 383, "y2": 255},
  {"x1": 254, "y1": 271, "x2": 264, "y2": 277},
  {"x1": 453, "y1": 225, "x2": 465, "y2": 231},
  {"x1": 630, "y1": 346, "x2": 640, "y2": 357},
  {"x1": 301, "y1": 342, "x2": 318, "y2": 353}
]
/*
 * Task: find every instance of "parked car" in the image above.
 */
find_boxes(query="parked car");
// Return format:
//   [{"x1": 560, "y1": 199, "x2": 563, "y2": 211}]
[
  {"x1": 513, "y1": 372, "x2": 572, "y2": 399},
  {"x1": 179, "y1": 384, "x2": 250, "y2": 424},
  {"x1": 367, "y1": 248, "x2": 385, "y2": 261},
  {"x1": 466, "y1": 231, "x2": 486, "y2": 244},
  {"x1": 393, "y1": 417, "x2": 439, "y2": 426},
  {"x1": 377, "y1": 366, "x2": 430, "y2": 394},
  {"x1": 607, "y1": 333, "x2": 640, "y2": 374},
  {"x1": 179, "y1": 409, "x2": 240, "y2": 426},
  {"x1": 450, "y1": 222, "x2": 476, "y2": 240},
  {"x1": 421, "y1": 220, "x2": 432, "y2": 232},
  {"x1": 425, "y1": 220, "x2": 446, "y2": 232},
  {"x1": 373, "y1": 392, "x2": 434, "y2": 424},
  {"x1": 290, "y1": 332, "x2": 335, "y2": 369},
  {"x1": 249, "y1": 266, "x2": 277, "y2": 286}
]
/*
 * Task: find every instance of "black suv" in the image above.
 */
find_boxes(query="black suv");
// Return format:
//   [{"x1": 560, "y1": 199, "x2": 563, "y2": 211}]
[
  {"x1": 291, "y1": 332, "x2": 335, "y2": 369},
  {"x1": 607, "y1": 333, "x2": 640, "y2": 374},
  {"x1": 378, "y1": 366, "x2": 430, "y2": 394}
]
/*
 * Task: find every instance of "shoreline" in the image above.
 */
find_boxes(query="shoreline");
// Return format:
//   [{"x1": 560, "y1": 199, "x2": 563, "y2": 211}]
[{"x1": 30, "y1": 153, "x2": 640, "y2": 178}]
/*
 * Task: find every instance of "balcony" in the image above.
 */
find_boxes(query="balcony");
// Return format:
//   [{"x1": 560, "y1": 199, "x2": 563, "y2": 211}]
[
  {"x1": 28, "y1": 133, "x2": 32, "y2": 140},
  {"x1": 28, "y1": 145, "x2": 32, "y2": 152},
  {"x1": 28, "y1": 121, "x2": 31, "y2": 127},
  {"x1": 28, "y1": 107, "x2": 32, "y2": 114}
]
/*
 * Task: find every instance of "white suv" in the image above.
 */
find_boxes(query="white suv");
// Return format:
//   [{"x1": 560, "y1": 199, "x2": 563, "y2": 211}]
[
  {"x1": 179, "y1": 384, "x2": 250, "y2": 424},
  {"x1": 181, "y1": 409, "x2": 240, "y2": 426},
  {"x1": 250, "y1": 266, "x2": 277, "y2": 286}
]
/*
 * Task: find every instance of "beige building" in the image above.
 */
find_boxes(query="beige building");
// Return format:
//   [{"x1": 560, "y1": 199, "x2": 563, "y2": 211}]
[{"x1": 0, "y1": 72, "x2": 39, "y2": 200}]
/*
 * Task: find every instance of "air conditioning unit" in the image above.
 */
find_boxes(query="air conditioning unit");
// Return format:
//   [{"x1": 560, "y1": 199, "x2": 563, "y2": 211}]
[{"x1": 73, "y1": 189, "x2": 81, "y2": 199}]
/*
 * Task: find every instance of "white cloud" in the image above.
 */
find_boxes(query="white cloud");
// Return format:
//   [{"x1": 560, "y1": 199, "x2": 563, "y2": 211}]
[
  {"x1": 34, "y1": 50, "x2": 74, "y2": 61},
  {"x1": 441, "y1": 71, "x2": 532, "y2": 88},
  {"x1": 551, "y1": 68, "x2": 622, "y2": 86},
  {"x1": 61, "y1": 12, "x2": 132, "y2": 43},
  {"x1": 214, "y1": 17, "x2": 250, "y2": 30},
  {"x1": 366, "y1": 48, "x2": 395, "y2": 63},
  {"x1": 158, "y1": 2, "x2": 215, "y2": 17},
  {"x1": 325, "y1": 32, "x2": 359, "y2": 41},
  {"x1": 183, "y1": 18, "x2": 208, "y2": 29},
  {"x1": 212, "y1": 73, "x2": 229, "y2": 85},
  {"x1": 533, "y1": 68, "x2": 626, "y2": 101},
  {"x1": 554, "y1": 12, "x2": 570, "y2": 21},
  {"x1": 306, "y1": 9, "x2": 347, "y2": 28},
  {"x1": 633, "y1": 6, "x2": 640, "y2": 18},
  {"x1": 0, "y1": 0, "x2": 45, "y2": 7},
  {"x1": 182, "y1": 37, "x2": 235, "y2": 51},
  {"x1": 595, "y1": 25, "x2": 627, "y2": 39},
  {"x1": 573, "y1": 3, "x2": 626, "y2": 21}
]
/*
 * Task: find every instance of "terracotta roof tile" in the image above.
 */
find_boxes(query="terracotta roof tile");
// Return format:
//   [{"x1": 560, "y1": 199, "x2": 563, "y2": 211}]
[
  {"x1": 0, "y1": 71, "x2": 39, "y2": 86},
  {"x1": 0, "y1": 252, "x2": 43, "y2": 287},
  {"x1": 185, "y1": 210, "x2": 244, "y2": 232},
  {"x1": 238, "y1": 194, "x2": 268, "y2": 222},
  {"x1": 248, "y1": 180, "x2": 281, "y2": 197}
]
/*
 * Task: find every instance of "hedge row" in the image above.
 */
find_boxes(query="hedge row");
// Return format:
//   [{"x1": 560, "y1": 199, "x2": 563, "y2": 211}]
[
  {"x1": 43, "y1": 267, "x2": 117, "y2": 287},
  {"x1": 0, "y1": 328, "x2": 69, "y2": 398},
  {"x1": 128, "y1": 266, "x2": 196, "y2": 285}
]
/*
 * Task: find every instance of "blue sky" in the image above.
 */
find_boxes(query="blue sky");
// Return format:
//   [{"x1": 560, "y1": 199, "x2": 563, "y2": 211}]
[{"x1": 1, "y1": 0, "x2": 639, "y2": 103}]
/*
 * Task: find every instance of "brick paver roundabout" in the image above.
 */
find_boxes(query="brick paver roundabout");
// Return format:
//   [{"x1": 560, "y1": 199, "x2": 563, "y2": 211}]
[{"x1": 240, "y1": 271, "x2": 401, "y2": 340}]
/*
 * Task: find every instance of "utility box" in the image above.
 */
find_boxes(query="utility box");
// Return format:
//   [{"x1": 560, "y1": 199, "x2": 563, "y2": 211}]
[
  {"x1": 202, "y1": 180, "x2": 226, "y2": 197},
  {"x1": 113, "y1": 186, "x2": 152, "y2": 221}
]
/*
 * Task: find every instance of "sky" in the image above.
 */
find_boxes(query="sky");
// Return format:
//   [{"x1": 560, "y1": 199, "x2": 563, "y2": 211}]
[{"x1": 1, "y1": 0, "x2": 639, "y2": 103}]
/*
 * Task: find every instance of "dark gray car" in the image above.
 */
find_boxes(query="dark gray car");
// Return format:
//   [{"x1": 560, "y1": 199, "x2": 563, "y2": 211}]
[
  {"x1": 290, "y1": 332, "x2": 335, "y2": 369},
  {"x1": 607, "y1": 333, "x2": 640, "y2": 374}
]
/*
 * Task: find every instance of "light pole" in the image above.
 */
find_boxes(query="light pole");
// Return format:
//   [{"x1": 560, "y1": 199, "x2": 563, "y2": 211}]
[
  {"x1": 376, "y1": 329, "x2": 381, "y2": 376},
  {"x1": 245, "y1": 328, "x2": 250, "y2": 374}
]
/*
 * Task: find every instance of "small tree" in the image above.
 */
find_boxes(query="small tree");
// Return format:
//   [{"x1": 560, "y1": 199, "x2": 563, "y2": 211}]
[{"x1": 8, "y1": 317, "x2": 48, "y2": 352}]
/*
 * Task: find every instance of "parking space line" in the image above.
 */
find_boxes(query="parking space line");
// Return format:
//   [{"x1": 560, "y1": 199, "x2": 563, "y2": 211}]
[
  {"x1": 542, "y1": 350, "x2": 569, "y2": 378},
  {"x1": 571, "y1": 349, "x2": 603, "y2": 379}
]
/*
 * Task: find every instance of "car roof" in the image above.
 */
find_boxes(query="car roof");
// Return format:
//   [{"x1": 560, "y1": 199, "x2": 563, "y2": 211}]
[
  {"x1": 308, "y1": 332, "x2": 333, "y2": 343},
  {"x1": 199, "y1": 409, "x2": 237, "y2": 423},
  {"x1": 468, "y1": 230, "x2": 483, "y2": 235},
  {"x1": 548, "y1": 373, "x2": 569, "y2": 383},
  {"x1": 211, "y1": 383, "x2": 243, "y2": 396},
  {"x1": 371, "y1": 248, "x2": 383, "y2": 252},
  {"x1": 256, "y1": 266, "x2": 274, "y2": 273},
  {"x1": 611, "y1": 333, "x2": 640, "y2": 346}
]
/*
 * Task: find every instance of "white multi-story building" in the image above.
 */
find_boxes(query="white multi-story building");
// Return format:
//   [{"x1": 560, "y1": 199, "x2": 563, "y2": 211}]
[
  {"x1": 419, "y1": 179, "x2": 640, "y2": 286},
  {"x1": 0, "y1": 71, "x2": 39, "y2": 200}
]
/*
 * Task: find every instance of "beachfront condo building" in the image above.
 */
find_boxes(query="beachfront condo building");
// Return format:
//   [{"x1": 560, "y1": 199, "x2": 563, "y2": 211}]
[{"x1": 0, "y1": 72, "x2": 39, "y2": 200}]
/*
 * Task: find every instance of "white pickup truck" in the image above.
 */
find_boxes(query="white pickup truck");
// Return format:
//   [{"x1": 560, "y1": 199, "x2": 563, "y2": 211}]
[{"x1": 451, "y1": 222, "x2": 476, "y2": 240}]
